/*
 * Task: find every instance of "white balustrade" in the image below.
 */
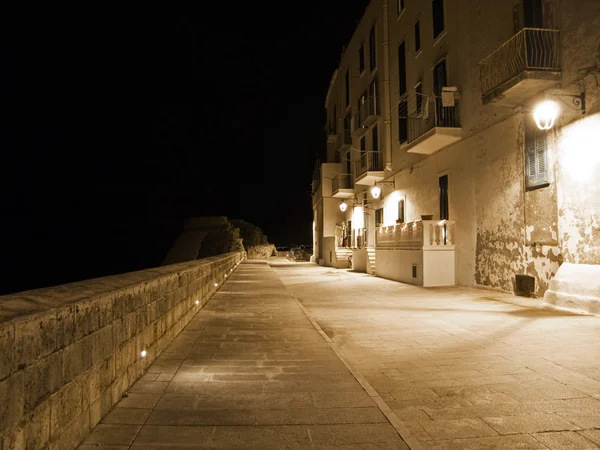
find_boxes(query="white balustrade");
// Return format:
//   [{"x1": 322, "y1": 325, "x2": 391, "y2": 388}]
[{"x1": 376, "y1": 220, "x2": 455, "y2": 250}]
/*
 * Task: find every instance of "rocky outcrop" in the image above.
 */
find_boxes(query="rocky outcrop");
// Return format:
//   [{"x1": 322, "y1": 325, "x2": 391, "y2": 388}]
[{"x1": 162, "y1": 217, "x2": 268, "y2": 265}]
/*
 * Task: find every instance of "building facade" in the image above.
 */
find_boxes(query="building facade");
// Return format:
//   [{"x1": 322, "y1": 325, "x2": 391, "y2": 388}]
[{"x1": 312, "y1": 0, "x2": 600, "y2": 312}]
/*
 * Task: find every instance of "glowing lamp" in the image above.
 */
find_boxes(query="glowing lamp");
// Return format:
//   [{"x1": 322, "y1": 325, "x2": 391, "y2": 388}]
[
  {"x1": 533, "y1": 100, "x2": 559, "y2": 130},
  {"x1": 339, "y1": 201, "x2": 348, "y2": 212},
  {"x1": 371, "y1": 185, "x2": 381, "y2": 199},
  {"x1": 195, "y1": 300, "x2": 200, "y2": 305}
]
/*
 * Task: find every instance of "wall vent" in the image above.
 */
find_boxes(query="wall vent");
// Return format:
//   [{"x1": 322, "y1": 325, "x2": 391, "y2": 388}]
[
  {"x1": 515, "y1": 274, "x2": 535, "y2": 297},
  {"x1": 412, "y1": 264, "x2": 417, "y2": 279}
]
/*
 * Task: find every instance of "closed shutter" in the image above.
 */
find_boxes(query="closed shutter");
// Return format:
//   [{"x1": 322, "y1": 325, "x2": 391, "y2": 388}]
[
  {"x1": 526, "y1": 128, "x2": 537, "y2": 186},
  {"x1": 535, "y1": 131, "x2": 548, "y2": 184},
  {"x1": 525, "y1": 124, "x2": 549, "y2": 189}
]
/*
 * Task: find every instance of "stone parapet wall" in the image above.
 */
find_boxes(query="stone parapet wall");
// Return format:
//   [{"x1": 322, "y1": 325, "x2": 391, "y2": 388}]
[{"x1": 0, "y1": 252, "x2": 243, "y2": 449}]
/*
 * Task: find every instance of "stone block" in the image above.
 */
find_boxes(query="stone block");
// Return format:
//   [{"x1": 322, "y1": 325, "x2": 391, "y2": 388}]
[
  {"x1": 0, "y1": 372, "x2": 24, "y2": 433},
  {"x1": 114, "y1": 339, "x2": 135, "y2": 377},
  {"x1": 48, "y1": 409, "x2": 89, "y2": 450},
  {"x1": 56, "y1": 306, "x2": 75, "y2": 350},
  {"x1": 0, "y1": 324, "x2": 15, "y2": 380},
  {"x1": 50, "y1": 381, "x2": 83, "y2": 439},
  {"x1": 1, "y1": 427, "x2": 24, "y2": 450},
  {"x1": 92, "y1": 324, "x2": 113, "y2": 365},
  {"x1": 15, "y1": 312, "x2": 58, "y2": 367},
  {"x1": 22, "y1": 401, "x2": 50, "y2": 450},
  {"x1": 63, "y1": 335, "x2": 94, "y2": 383},
  {"x1": 24, "y1": 351, "x2": 64, "y2": 413}
]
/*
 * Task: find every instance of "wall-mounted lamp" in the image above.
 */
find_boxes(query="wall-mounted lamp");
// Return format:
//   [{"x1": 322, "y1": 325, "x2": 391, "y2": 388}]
[
  {"x1": 370, "y1": 180, "x2": 395, "y2": 199},
  {"x1": 533, "y1": 100, "x2": 560, "y2": 130},
  {"x1": 339, "y1": 200, "x2": 348, "y2": 212},
  {"x1": 533, "y1": 89, "x2": 586, "y2": 131}
]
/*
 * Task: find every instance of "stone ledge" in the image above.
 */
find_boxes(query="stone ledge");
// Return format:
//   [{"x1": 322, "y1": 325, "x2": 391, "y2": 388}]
[{"x1": 0, "y1": 252, "x2": 243, "y2": 449}]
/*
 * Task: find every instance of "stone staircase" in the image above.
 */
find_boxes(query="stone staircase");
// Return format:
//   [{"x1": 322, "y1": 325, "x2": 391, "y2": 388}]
[
  {"x1": 366, "y1": 247, "x2": 376, "y2": 275},
  {"x1": 335, "y1": 247, "x2": 353, "y2": 269}
]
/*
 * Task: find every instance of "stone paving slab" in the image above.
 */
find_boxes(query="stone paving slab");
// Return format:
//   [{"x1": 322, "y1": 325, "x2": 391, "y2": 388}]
[
  {"x1": 272, "y1": 261, "x2": 600, "y2": 450},
  {"x1": 80, "y1": 261, "x2": 409, "y2": 449}
]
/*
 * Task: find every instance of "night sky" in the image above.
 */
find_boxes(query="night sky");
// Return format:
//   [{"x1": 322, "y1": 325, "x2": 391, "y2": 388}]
[{"x1": 1, "y1": 1, "x2": 370, "y2": 294}]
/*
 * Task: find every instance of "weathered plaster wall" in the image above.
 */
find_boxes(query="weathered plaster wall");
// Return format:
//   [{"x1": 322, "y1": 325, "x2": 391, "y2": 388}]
[
  {"x1": 0, "y1": 252, "x2": 243, "y2": 450},
  {"x1": 556, "y1": 113, "x2": 600, "y2": 266}
]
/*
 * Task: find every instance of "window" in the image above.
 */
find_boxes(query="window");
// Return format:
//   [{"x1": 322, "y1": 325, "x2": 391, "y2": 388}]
[
  {"x1": 398, "y1": 41, "x2": 406, "y2": 96},
  {"x1": 359, "y1": 43, "x2": 365, "y2": 73},
  {"x1": 523, "y1": 0, "x2": 543, "y2": 27},
  {"x1": 415, "y1": 83, "x2": 423, "y2": 115},
  {"x1": 345, "y1": 69, "x2": 350, "y2": 107},
  {"x1": 433, "y1": 59, "x2": 447, "y2": 95},
  {"x1": 525, "y1": 121, "x2": 549, "y2": 189},
  {"x1": 398, "y1": 99, "x2": 408, "y2": 144},
  {"x1": 369, "y1": 78, "x2": 378, "y2": 114},
  {"x1": 358, "y1": 91, "x2": 367, "y2": 120},
  {"x1": 332, "y1": 105, "x2": 337, "y2": 133},
  {"x1": 439, "y1": 174, "x2": 449, "y2": 220},
  {"x1": 397, "y1": 0, "x2": 405, "y2": 14},
  {"x1": 344, "y1": 113, "x2": 351, "y2": 134},
  {"x1": 372, "y1": 125, "x2": 379, "y2": 152},
  {"x1": 369, "y1": 24, "x2": 376, "y2": 71},
  {"x1": 414, "y1": 21, "x2": 421, "y2": 52},
  {"x1": 360, "y1": 135, "x2": 366, "y2": 152},
  {"x1": 432, "y1": 0, "x2": 445, "y2": 39},
  {"x1": 346, "y1": 150, "x2": 352, "y2": 176},
  {"x1": 375, "y1": 208, "x2": 383, "y2": 226},
  {"x1": 398, "y1": 199, "x2": 405, "y2": 223}
]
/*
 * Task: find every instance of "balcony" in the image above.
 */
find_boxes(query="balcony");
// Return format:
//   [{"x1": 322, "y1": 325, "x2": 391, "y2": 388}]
[
  {"x1": 332, "y1": 173, "x2": 354, "y2": 198},
  {"x1": 354, "y1": 151, "x2": 384, "y2": 185},
  {"x1": 375, "y1": 219, "x2": 456, "y2": 286},
  {"x1": 407, "y1": 97, "x2": 462, "y2": 155},
  {"x1": 337, "y1": 129, "x2": 352, "y2": 152},
  {"x1": 326, "y1": 124, "x2": 338, "y2": 144},
  {"x1": 479, "y1": 28, "x2": 561, "y2": 105},
  {"x1": 359, "y1": 95, "x2": 380, "y2": 128}
]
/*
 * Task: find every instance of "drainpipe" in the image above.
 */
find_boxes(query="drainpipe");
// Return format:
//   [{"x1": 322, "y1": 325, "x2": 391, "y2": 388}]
[{"x1": 382, "y1": 0, "x2": 392, "y2": 172}]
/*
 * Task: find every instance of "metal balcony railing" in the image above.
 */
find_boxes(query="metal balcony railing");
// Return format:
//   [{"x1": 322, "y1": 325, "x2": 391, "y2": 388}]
[
  {"x1": 332, "y1": 173, "x2": 353, "y2": 193},
  {"x1": 359, "y1": 96, "x2": 380, "y2": 126},
  {"x1": 355, "y1": 151, "x2": 383, "y2": 177},
  {"x1": 408, "y1": 97, "x2": 460, "y2": 143},
  {"x1": 479, "y1": 28, "x2": 560, "y2": 96}
]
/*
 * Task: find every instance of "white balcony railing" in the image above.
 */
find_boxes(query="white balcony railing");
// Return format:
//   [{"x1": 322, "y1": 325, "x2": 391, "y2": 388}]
[{"x1": 376, "y1": 220, "x2": 455, "y2": 249}]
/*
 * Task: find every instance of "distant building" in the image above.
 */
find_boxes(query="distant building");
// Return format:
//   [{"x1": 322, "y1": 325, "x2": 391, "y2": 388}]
[{"x1": 313, "y1": 0, "x2": 600, "y2": 313}]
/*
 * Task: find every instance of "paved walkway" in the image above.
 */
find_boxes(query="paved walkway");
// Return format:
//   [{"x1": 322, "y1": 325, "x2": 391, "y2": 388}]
[
  {"x1": 80, "y1": 260, "x2": 410, "y2": 449},
  {"x1": 272, "y1": 261, "x2": 600, "y2": 450}
]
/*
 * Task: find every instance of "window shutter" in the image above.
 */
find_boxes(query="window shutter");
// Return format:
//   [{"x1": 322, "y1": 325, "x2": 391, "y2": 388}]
[
  {"x1": 525, "y1": 128, "x2": 536, "y2": 186},
  {"x1": 535, "y1": 131, "x2": 548, "y2": 184}
]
